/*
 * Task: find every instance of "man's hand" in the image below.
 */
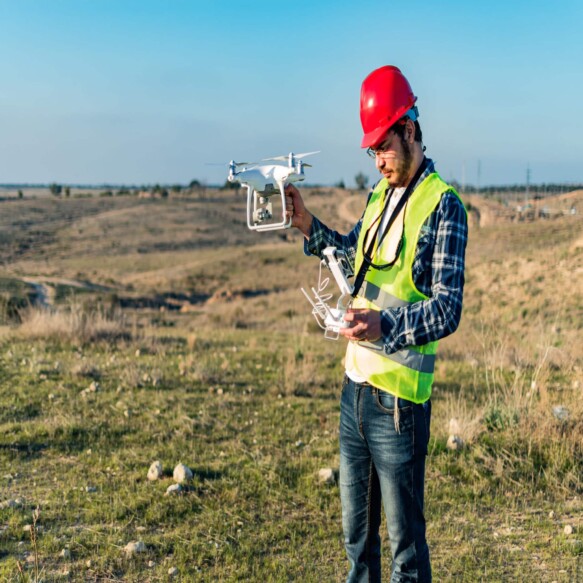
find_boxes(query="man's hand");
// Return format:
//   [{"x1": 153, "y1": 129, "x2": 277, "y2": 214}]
[
  {"x1": 285, "y1": 183, "x2": 313, "y2": 238},
  {"x1": 339, "y1": 308, "x2": 382, "y2": 343}
]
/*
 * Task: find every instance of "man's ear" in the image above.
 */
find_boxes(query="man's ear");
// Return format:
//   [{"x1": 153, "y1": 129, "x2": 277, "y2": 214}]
[{"x1": 405, "y1": 119, "x2": 415, "y2": 144}]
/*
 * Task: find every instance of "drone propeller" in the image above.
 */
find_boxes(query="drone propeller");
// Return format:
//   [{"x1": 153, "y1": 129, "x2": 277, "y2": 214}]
[
  {"x1": 205, "y1": 160, "x2": 255, "y2": 167},
  {"x1": 295, "y1": 151, "x2": 320, "y2": 159},
  {"x1": 261, "y1": 150, "x2": 320, "y2": 162}
]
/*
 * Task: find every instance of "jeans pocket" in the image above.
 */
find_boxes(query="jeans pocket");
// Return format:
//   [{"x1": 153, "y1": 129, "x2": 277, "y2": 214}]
[
  {"x1": 423, "y1": 400, "x2": 432, "y2": 443},
  {"x1": 414, "y1": 402, "x2": 431, "y2": 457},
  {"x1": 374, "y1": 388, "x2": 413, "y2": 415}
]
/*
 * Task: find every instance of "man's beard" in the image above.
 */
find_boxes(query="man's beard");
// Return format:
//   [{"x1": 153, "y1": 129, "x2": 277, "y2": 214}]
[{"x1": 390, "y1": 138, "x2": 413, "y2": 188}]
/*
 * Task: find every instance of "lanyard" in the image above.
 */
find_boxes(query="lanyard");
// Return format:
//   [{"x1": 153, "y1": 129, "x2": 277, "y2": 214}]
[{"x1": 351, "y1": 157, "x2": 429, "y2": 299}]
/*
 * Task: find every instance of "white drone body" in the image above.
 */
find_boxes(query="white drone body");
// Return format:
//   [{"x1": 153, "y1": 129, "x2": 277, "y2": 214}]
[{"x1": 227, "y1": 151, "x2": 318, "y2": 232}]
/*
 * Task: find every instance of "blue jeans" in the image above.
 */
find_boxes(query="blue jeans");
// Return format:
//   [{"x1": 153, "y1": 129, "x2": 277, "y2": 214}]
[{"x1": 339, "y1": 376, "x2": 431, "y2": 582}]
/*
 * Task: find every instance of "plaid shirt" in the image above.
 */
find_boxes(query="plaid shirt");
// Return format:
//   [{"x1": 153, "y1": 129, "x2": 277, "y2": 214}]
[{"x1": 304, "y1": 158, "x2": 468, "y2": 355}]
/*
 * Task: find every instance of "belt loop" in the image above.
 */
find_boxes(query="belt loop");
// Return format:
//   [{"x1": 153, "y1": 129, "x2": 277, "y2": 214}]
[{"x1": 394, "y1": 397, "x2": 401, "y2": 433}]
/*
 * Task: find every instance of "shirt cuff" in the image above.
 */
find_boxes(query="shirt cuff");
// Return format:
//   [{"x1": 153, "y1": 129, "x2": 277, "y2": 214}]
[
  {"x1": 380, "y1": 309, "x2": 401, "y2": 354},
  {"x1": 303, "y1": 215, "x2": 322, "y2": 257}
]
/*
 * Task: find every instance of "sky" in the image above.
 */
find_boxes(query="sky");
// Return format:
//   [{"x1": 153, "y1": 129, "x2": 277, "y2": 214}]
[{"x1": 0, "y1": 0, "x2": 582, "y2": 187}]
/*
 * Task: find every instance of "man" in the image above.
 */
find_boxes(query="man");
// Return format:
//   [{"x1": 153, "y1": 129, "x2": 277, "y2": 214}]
[{"x1": 285, "y1": 65, "x2": 468, "y2": 582}]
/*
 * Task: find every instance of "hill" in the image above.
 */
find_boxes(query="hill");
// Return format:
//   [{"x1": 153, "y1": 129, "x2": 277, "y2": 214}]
[{"x1": 0, "y1": 187, "x2": 581, "y2": 581}]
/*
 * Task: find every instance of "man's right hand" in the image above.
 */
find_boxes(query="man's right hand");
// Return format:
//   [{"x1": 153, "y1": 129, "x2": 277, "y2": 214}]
[{"x1": 285, "y1": 183, "x2": 313, "y2": 238}]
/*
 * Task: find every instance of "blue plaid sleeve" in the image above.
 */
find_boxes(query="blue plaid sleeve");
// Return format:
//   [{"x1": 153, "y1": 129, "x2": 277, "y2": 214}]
[
  {"x1": 379, "y1": 191, "x2": 468, "y2": 353},
  {"x1": 303, "y1": 214, "x2": 363, "y2": 271},
  {"x1": 303, "y1": 183, "x2": 379, "y2": 267}
]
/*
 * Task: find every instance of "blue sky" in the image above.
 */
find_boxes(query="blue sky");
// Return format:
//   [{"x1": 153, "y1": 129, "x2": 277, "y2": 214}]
[{"x1": 0, "y1": 0, "x2": 582, "y2": 187}]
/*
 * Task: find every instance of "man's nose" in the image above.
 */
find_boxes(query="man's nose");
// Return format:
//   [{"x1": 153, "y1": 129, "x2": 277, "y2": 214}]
[{"x1": 375, "y1": 155, "x2": 385, "y2": 171}]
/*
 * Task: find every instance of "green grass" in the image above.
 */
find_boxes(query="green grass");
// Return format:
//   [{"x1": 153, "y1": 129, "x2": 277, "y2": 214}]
[
  {"x1": 0, "y1": 328, "x2": 581, "y2": 582},
  {"x1": 0, "y1": 190, "x2": 581, "y2": 581}
]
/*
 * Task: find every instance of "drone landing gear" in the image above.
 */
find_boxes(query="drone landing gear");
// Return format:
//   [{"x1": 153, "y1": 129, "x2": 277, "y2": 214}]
[{"x1": 246, "y1": 184, "x2": 292, "y2": 232}]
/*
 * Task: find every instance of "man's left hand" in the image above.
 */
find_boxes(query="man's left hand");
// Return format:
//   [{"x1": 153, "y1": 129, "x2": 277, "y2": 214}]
[{"x1": 339, "y1": 308, "x2": 382, "y2": 343}]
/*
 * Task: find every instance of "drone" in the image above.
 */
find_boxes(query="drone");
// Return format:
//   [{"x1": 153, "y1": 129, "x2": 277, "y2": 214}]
[
  {"x1": 226, "y1": 151, "x2": 319, "y2": 232},
  {"x1": 302, "y1": 246, "x2": 354, "y2": 340}
]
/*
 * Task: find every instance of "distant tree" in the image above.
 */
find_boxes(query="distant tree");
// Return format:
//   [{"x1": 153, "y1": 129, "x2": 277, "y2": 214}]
[
  {"x1": 354, "y1": 172, "x2": 368, "y2": 190},
  {"x1": 49, "y1": 183, "x2": 62, "y2": 196},
  {"x1": 160, "y1": 189, "x2": 169, "y2": 198},
  {"x1": 223, "y1": 179, "x2": 239, "y2": 190},
  {"x1": 17, "y1": 190, "x2": 23, "y2": 199},
  {"x1": 100, "y1": 190, "x2": 113, "y2": 197},
  {"x1": 335, "y1": 179, "x2": 346, "y2": 190},
  {"x1": 152, "y1": 184, "x2": 162, "y2": 194},
  {"x1": 189, "y1": 179, "x2": 201, "y2": 189},
  {"x1": 171, "y1": 184, "x2": 182, "y2": 193},
  {"x1": 64, "y1": 187, "x2": 71, "y2": 197}
]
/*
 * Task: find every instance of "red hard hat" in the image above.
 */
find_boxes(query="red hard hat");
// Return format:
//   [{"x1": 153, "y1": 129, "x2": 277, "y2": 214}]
[{"x1": 360, "y1": 65, "x2": 417, "y2": 148}]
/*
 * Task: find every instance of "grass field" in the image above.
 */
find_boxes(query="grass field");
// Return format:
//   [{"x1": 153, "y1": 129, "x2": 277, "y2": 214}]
[{"x1": 0, "y1": 188, "x2": 581, "y2": 582}]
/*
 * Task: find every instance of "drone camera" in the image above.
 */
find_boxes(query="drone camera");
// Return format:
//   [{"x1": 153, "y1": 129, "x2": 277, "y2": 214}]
[{"x1": 253, "y1": 206, "x2": 272, "y2": 223}]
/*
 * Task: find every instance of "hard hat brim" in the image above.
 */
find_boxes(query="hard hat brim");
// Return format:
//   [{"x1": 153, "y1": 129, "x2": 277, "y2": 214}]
[
  {"x1": 360, "y1": 104, "x2": 419, "y2": 149},
  {"x1": 361, "y1": 124, "x2": 391, "y2": 149}
]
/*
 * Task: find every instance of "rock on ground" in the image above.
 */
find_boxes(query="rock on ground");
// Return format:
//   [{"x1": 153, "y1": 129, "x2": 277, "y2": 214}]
[
  {"x1": 0, "y1": 499, "x2": 23, "y2": 509},
  {"x1": 147, "y1": 461, "x2": 163, "y2": 481},
  {"x1": 173, "y1": 463, "x2": 193, "y2": 483},
  {"x1": 447, "y1": 434, "x2": 464, "y2": 450},
  {"x1": 123, "y1": 541, "x2": 147, "y2": 555},
  {"x1": 318, "y1": 468, "x2": 336, "y2": 485},
  {"x1": 552, "y1": 405, "x2": 570, "y2": 421},
  {"x1": 165, "y1": 484, "x2": 182, "y2": 496}
]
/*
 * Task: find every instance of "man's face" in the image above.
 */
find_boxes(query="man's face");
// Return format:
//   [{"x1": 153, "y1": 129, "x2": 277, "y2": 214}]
[{"x1": 371, "y1": 129, "x2": 413, "y2": 188}]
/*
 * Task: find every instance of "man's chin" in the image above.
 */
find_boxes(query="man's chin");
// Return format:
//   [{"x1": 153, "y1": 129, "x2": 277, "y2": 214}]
[{"x1": 384, "y1": 175, "x2": 405, "y2": 188}]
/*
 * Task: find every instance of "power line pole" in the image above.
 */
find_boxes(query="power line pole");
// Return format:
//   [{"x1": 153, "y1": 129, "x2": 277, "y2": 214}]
[{"x1": 525, "y1": 164, "x2": 531, "y2": 203}]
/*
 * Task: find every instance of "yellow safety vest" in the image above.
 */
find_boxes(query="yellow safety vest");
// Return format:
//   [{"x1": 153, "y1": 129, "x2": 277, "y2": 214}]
[{"x1": 345, "y1": 172, "x2": 464, "y2": 403}]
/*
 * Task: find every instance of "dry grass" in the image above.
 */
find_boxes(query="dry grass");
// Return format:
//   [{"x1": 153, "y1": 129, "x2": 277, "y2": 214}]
[
  {"x1": 441, "y1": 390, "x2": 484, "y2": 445},
  {"x1": 14, "y1": 305, "x2": 128, "y2": 344},
  {"x1": 445, "y1": 323, "x2": 583, "y2": 495},
  {"x1": 0, "y1": 188, "x2": 581, "y2": 581},
  {"x1": 280, "y1": 345, "x2": 324, "y2": 396}
]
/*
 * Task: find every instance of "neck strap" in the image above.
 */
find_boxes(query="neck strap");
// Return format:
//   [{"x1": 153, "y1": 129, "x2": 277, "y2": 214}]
[{"x1": 351, "y1": 157, "x2": 429, "y2": 299}]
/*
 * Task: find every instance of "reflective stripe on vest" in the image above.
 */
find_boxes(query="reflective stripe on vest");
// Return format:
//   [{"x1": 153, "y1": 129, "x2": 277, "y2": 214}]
[
  {"x1": 356, "y1": 339, "x2": 436, "y2": 374},
  {"x1": 360, "y1": 280, "x2": 411, "y2": 309},
  {"x1": 358, "y1": 278, "x2": 435, "y2": 374}
]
